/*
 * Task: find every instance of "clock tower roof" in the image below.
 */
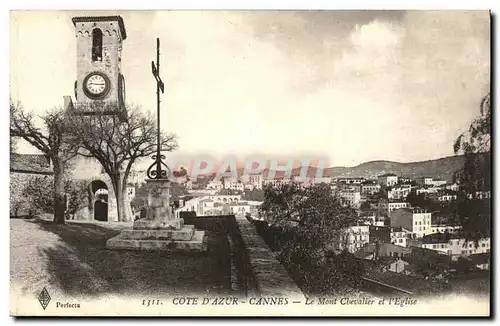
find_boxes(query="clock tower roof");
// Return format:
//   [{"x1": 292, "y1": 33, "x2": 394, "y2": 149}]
[{"x1": 72, "y1": 15, "x2": 127, "y2": 40}]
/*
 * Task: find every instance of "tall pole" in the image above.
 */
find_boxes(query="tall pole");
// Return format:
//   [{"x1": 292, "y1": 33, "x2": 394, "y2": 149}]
[
  {"x1": 156, "y1": 37, "x2": 161, "y2": 177},
  {"x1": 147, "y1": 37, "x2": 167, "y2": 180}
]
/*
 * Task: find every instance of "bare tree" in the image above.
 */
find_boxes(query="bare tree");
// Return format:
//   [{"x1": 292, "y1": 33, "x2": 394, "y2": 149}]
[
  {"x1": 66, "y1": 102, "x2": 178, "y2": 222},
  {"x1": 10, "y1": 102, "x2": 77, "y2": 224}
]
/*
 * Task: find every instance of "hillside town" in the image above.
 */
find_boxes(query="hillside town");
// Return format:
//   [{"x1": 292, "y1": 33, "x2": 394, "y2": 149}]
[{"x1": 156, "y1": 168, "x2": 490, "y2": 295}]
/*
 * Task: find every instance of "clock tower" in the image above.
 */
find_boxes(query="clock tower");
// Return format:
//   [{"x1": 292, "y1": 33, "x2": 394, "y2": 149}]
[{"x1": 71, "y1": 15, "x2": 127, "y2": 121}]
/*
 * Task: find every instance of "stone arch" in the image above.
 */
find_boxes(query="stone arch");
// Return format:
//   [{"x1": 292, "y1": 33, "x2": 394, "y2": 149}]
[{"x1": 89, "y1": 179, "x2": 109, "y2": 221}]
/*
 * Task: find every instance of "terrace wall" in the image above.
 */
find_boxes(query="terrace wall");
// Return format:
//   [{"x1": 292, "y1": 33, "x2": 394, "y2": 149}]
[{"x1": 184, "y1": 215, "x2": 305, "y2": 299}]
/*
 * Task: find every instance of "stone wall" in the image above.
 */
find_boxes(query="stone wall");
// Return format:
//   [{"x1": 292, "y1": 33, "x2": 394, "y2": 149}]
[
  {"x1": 233, "y1": 216, "x2": 306, "y2": 299},
  {"x1": 183, "y1": 215, "x2": 305, "y2": 299},
  {"x1": 70, "y1": 157, "x2": 133, "y2": 222}
]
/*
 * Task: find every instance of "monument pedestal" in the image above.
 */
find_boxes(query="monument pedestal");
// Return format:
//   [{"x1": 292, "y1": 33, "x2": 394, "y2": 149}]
[{"x1": 106, "y1": 179, "x2": 207, "y2": 252}]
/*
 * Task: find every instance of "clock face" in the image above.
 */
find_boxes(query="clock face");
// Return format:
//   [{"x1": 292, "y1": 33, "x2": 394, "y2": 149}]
[{"x1": 83, "y1": 72, "x2": 110, "y2": 99}]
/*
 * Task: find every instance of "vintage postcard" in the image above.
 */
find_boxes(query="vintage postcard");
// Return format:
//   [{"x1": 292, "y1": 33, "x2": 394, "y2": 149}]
[{"x1": 9, "y1": 10, "x2": 491, "y2": 317}]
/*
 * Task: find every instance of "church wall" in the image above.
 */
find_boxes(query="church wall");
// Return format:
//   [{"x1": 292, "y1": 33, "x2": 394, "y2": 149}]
[{"x1": 69, "y1": 156, "x2": 133, "y2": 222}]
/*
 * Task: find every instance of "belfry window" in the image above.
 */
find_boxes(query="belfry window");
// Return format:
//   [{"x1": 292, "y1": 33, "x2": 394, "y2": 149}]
[{"x1": 92, "y1": 28, "x2": 103, "y2": 61}]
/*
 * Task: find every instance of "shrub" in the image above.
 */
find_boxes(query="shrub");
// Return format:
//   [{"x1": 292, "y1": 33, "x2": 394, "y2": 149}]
[
  {"x1": 257, "y1": 183, "x2": 365, "y2": 296},
  {"x1": 65, "y1": 179, "x2": 89, "y2": 217},
  {"x1": 131, "y1": 196, "x2": 147, "y2": 212},
  {"x1": 278, "y1": 239, "x2": 365, "y2": 296},
  {"x1": 10, "y1": 173, "x2": 42, "y2": 217},
  {"x1": 21, "y1": 175, "x2": 54, "y2": 215},
  {"x1": 11, "y1": 173, "x2": 89, "y2": 219}
]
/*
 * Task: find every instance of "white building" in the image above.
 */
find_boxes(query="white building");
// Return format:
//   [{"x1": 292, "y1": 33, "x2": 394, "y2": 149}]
[
  {"x1": 421, "y1": 234, "x2": 490, "y2": 257},
  {"x1": 416, "y1": 177, "x2": 447, "y2": 187},
  {"x1": 467, "y1": 191, "x2": 491, "y2": 199},
  {"x1": 338, "y1": 190, "x2": 361, "y2": 208},
  {"x1": 387, "y1": 185, "x2": 412, "y2": 200},
  {"x1": 446, "y1": 183, "x2": 460, "y2": 192},
  {"x1": 241, "y1": 174, "x2": 263, "y2": 190},
  {"x1": 334, "y1": 225, "x2": 370, "y2": 253},
  {"x1": 437, "y1": 194, "x2": 458, "y2": 202},
  {"x1": 222, "y1": 176, "x2": 244, "y2": 192},
  {"x1": 361, "y1": 183, "x2": 381, "y2": 195},
  {"x1": 311, "y1": 177, "x2": 333, "y2": 185},
  {"x1": 263, "y1": 178, "x2": 293, "y2": 187},
  {"x1": 390, "y1": 207, "x2": 432, "y2": 239},
  {"x1": 429, "y1": 180, "x2": 447, "y2": 187},
  {"x1": 385, "y1": 202, "x2": 409, "y2": 215},
  {"x1": 359, "y1": 211, "x2": 385, "y2": 227},
  {"x1": 336, "y1": 177, "x2": 366, "y2": 184},
  {"x1": 377, "y1": 173, "x2": 398, "y2": 187},
  {"x1": 174, "y1": 195, "x2": 243, "y2": 218},
  {"x1": 399, "y1": 177, "x2": 413, "y2": 184},
  {"x1": 416, "y1": 187, "x2": 441, "y2": 195},
  {"x1": 415, "y1": 177, "x2": 434, "y2": 186},
  {"x1": 430, "y1": 224, "x2": 462, "y2": 234},
  {"x1": 228, "y1": 202, "x2": 251, "y2": 217},
  {"x1": 207, "y1": 179, "x2": 223, "y2": 191},
  {"x1": 390, "y1": 227, "x2": 410, "y2": 247}
]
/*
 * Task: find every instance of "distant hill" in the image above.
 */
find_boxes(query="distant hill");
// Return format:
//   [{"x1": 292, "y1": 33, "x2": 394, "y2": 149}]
[
  {"x1": 196, "y1": 154, "x2": 484, "y2": 184},
  {"x1": 321, "y1": 156, "x2": 466, "y2": 183}
]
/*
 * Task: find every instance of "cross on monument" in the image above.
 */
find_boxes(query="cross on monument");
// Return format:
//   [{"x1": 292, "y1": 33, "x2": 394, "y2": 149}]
[
  {"x1": 106, "y1": 36, "x2": 207, "y2": 252},
  {"x1": 146, "y1": 37, "x2": 169, "y2": 180}
]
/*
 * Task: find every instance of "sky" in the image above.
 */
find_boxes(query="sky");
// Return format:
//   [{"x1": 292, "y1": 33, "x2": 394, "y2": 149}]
[{"x1": 10, "y1": 10, "x2": 491, "y2": 167}]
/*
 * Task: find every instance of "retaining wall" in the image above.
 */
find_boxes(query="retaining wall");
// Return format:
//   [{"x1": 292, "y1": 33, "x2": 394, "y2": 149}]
[{"x1": 185, "y1": 215, "x2": 305, "y2": 300}]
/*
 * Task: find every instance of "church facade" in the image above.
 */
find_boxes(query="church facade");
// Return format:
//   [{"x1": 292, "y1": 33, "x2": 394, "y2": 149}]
[
  {"x1": 71, "y1": 156, "x2": 135, "y2": 222},
  {"x1": 67, "y1": 15, "x2": 133, "y2": 222}
]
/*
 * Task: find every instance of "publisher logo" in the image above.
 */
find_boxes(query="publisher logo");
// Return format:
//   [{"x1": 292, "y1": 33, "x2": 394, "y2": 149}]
[{"x1": 38, "y1": 287, "x2": 51, "y2": 310}]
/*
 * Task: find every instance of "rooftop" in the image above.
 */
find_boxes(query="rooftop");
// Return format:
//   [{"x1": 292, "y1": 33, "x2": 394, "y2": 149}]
[
  {"x1": 390, "y1": 226, "x2": 407, "y2": 233},
  {"x1": 71, "y1": 15, "x2": 127, "y2": 40},
  {"x1": 10, "y1": 153, "x2": 53, "y2": 175},
  {"x1": 362, "y1": 262, "x2": 433, "y2": 294},
  {"x1": 421, "y1": 233, "x2": 460, "y2": 244}
]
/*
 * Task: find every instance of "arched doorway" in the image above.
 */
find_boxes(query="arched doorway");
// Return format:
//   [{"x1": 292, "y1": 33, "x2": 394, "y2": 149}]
[{"x1": 89, "y1": 180, "x2": 108, "y2": 221}]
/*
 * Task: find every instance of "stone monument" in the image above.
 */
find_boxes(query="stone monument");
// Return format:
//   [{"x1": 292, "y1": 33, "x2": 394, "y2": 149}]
[
  {"x1": 106, "y1": 177, "x2": 207, "y2": 252},
  {"x1": 106, "y1": 36, "x2": 207, "y2": 252}
]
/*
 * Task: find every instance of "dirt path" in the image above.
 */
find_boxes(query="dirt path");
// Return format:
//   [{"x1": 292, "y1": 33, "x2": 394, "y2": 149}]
[
  {"x1": 10, "y1": 218, "x2": 232, "y2": 301},
  {"x1": 10, "y1": 219, "x2": 66, "y2": 298}
]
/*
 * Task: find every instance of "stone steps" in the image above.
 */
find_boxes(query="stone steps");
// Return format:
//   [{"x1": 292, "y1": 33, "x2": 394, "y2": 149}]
[
  {"x1": 106, "y1": 227, "x2": 207, "y2": 252},
  {"x1": 119, "y1": 225, "x2": 195, "y2": 241}
]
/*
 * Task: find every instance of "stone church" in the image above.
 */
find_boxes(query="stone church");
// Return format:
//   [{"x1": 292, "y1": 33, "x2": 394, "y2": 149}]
[
  {"x1": 10, "y1": 154, "x2": 135, "y2": 222},
  {"x1": 11, "y1": 16, "x2": 140, "y2": 222},
  {"x1": 71, "y1": 157, "x2": 135, "y2": 222},
  {"x1": 68, "y1": 15, "x2": 132, "y2": 222}
]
